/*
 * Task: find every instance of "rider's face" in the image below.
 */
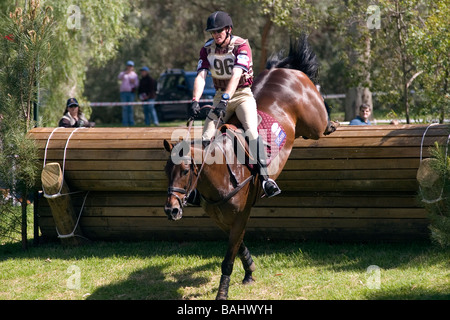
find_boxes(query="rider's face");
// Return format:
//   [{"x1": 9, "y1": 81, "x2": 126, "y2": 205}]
[{"x1": 211, "y1": 27, "x2": 229, "y2": 45}]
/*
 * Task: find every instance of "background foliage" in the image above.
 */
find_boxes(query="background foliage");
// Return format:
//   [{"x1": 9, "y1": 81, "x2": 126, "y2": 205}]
[
  {"x1": 0, "y1": 0, "x2": 448, "y2": 247},
  {"x1": 0, "y1": 0, "x2": 55, "y2": 249},
  {"x1": 2, "y1": 0, "x2": 446, "y2": 126},
  {"x1": 421, "y1": 142, "x2": 450, "y2": 248}
]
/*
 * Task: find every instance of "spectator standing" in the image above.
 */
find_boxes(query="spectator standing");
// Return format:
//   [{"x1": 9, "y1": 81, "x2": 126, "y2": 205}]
[
  {"x1": 118, "y1": 60, "x2": 139, "y2": 126},
  {"x1": 138, "y1": 66, "x2": 159, "y2": 126}
]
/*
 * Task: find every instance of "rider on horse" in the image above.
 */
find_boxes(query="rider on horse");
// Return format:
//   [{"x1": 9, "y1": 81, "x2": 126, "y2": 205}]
[{"x1": 189, "y1": 11, "x2": 281, "y2": 198}]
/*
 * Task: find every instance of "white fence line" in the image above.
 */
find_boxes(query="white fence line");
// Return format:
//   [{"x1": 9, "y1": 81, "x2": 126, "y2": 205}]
[
  {"x1": 88, "y1": 94, "x2": 346, "y2": 107},
  {"x1": 89, "y1": 99, "x2": 213, "y2": 107}
]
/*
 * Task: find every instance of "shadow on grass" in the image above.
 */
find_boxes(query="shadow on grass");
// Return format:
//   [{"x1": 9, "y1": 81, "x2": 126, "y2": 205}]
[
  {"x1": 366, "y1": 284, "x2": 450, "y2": 300},
  {"x1": 1, "y1": 239, "x2": 449, "y2": 300},
  {"x1": 0, "y1": 240, "x2": 221, "y2": 300},
  {"x1": 86, "y1": 261, "x2": 217, "y2": 300},
  {"x1": 248, "y1": 240, "x2": 450, "y2": 272}
]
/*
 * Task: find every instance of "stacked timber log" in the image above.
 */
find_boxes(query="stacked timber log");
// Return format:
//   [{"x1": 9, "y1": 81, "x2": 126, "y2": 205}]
[
  {"x1": 28, "y1": 124, "x2": 449, "y2": 242},
  {"x1": 40, "y1": 162, "x2": 85, "y2": 245}
]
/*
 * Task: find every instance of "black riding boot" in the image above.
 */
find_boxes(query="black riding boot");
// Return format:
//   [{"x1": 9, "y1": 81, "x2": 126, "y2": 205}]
[{"x1": 249, "y1": 136, "x2": 281, "y2": 198}]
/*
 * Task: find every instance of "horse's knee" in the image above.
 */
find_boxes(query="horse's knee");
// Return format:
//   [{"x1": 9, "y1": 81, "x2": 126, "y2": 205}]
[{"x1": 221, "y1": 260, "x2": 234, "y2": 276}]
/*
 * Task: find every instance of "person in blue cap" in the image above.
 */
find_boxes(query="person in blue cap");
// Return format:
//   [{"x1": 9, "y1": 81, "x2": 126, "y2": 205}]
[
  {"x1": 118, "y1": 60, "x2": 139, "y2": 126},
  {"x1": 138, "y1": 66, "x2": 159, "y2": 126}
]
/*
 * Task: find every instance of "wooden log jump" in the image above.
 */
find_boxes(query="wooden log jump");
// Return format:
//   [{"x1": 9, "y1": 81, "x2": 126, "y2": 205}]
[
  {"x1": 28, "y1": 124, "x2": 449, "y2": 242},
  {"x1": 41, "y1": 162, "x2": 85, "y2": 245}
]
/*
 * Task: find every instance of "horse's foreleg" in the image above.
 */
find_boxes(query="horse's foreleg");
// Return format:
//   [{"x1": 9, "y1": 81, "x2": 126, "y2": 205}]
[
  {"x1": 239, "y1": 242, "x2": 256, "y2": 285},
  {"x1": 217, "y1": 252, "x2": 234, "y2": 300},
  {"x1": 216, "y1": 226, "x2": 246, "y2": 300}
]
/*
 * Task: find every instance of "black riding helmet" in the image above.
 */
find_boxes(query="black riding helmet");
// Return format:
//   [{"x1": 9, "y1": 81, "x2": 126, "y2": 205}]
[{"x1": 205, "y1": 11, "x2": 233, "y2": 32}]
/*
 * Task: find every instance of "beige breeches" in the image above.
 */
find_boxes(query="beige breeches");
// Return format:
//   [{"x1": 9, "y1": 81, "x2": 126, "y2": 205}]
[{"x1": 202, "y1": 87, "x2": 258, "y2": 141}]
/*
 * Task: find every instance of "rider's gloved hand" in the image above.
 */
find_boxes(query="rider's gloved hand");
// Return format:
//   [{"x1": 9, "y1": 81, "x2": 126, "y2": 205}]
[
  {"x1": 213, "y1": 100, "x2": 227, "y2": 118},
  {"x1": 213, "y1": 93, "x2": 230, "y2": 118},
  {"x1": 189, "y1": 100, "x2": 201, "y2": 119}
]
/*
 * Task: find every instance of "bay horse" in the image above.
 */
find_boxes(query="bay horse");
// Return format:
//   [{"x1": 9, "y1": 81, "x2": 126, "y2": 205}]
[{"x1": 163, "y1": 36, "x2": 337, "y2": 300}]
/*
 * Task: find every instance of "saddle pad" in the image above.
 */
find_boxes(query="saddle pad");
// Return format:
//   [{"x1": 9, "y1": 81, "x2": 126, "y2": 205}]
[
  {"x1": 218, "y1": 110, "x2": 287, "y2": 168},
  {"x1": 256, "y1": 110, "x2": 287, "y2": 163}
]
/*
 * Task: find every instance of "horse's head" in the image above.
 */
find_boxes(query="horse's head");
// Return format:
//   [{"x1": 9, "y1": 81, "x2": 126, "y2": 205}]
[{"x1": 163, "y1": 139, "x2": 197, "y2": 221}]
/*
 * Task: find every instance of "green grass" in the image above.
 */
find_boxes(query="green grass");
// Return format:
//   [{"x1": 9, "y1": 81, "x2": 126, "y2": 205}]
[{"x1": 1, "y1": 240, "x2": 449, "y2": 300}]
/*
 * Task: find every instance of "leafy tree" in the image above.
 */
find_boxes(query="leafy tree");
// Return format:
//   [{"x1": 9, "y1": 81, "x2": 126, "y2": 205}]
[
  {"x1": 324, "y1": 1, "x2": 375, "y2": 121},
  {"x1": 84, "y1": 0, "x2": 292, "y2": 123},
  {"x1": 419, "y1": 142, "x2": 450, "y2": 248},
  {"x1": 0, "y1": 0, "x2": 55, "y2": 248},
  {"x1": 409, "y1": 1, "x2": 449, "y2": 123},
  {"x1": 250, "y1": 0, "x2": 320, "y2": 70},
  {"x1": 0, "y1": 0, "x2": 138, "y2": 247},
  {"x1": 369, "y1": 0, "x2": 448, "y2": 123},
  {"x1": 376, "y1": 0, "x2": 422, "y2": 124},
  {"x1": 38, "y1": 0, "x2": 138, "y2": 126}
]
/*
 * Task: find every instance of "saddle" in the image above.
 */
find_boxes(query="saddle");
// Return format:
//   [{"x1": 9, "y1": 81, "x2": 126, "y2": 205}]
[{"x1": 217, "y1": 110, "x2": 287, "y2": 170}]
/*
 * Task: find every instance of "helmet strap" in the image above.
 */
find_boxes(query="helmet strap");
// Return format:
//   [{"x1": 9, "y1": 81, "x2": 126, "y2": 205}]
[{"x1": 217, "y1": 27, "x2": 231, "y2": 48}]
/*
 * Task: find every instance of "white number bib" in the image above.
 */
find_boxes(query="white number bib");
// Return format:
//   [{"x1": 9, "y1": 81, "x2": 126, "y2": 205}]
[{"x1": 207, "y1": 53, "x2": 235, "y2": 80}]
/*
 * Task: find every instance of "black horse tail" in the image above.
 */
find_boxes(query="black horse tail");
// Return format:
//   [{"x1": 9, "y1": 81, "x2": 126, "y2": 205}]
[{"x1": 266, "y1": 34, "x2": 319, "y2": 85}]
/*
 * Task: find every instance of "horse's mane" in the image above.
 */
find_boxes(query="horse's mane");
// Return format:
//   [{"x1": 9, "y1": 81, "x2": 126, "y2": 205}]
[
  {"x1": 265, "y1": 34, "x2": 319, "y2": 85},
  {"x1": 164, "y1": 157, "x2": 175, "y2": 178}
]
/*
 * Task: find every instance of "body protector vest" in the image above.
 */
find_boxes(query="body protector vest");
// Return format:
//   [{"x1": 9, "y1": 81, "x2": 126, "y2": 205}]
[{"x1": 202, "y1": 36, "x2": 253, "y2": 90}]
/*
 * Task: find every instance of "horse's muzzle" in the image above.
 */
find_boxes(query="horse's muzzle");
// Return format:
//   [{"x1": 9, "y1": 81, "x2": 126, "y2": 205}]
[{"x1": 165, "y1": 205, "x2": 183, "y2": 221}]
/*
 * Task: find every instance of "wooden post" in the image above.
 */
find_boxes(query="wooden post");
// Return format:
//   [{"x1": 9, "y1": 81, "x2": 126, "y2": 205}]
[{"x1": 41, "y1": 162, "x2": 85, "y2": 245}]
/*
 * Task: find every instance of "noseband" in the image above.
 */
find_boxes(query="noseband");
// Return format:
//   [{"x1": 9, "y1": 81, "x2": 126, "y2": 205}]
[{"x1": 167, "y1": 157, "x2": 198, "y2": 208}]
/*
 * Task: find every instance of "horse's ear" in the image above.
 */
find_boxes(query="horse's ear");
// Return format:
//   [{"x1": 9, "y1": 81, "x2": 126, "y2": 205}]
[{"x1": 163, "y1": 140, "x2": 173, "y2": 152}]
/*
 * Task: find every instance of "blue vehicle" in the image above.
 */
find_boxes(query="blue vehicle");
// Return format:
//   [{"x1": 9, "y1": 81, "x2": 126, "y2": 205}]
[{"x1": 155, "y1": 69, "x2": 215, "y2": 121}]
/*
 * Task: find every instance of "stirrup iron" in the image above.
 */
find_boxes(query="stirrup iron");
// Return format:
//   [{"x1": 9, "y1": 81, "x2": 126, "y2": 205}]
[{"x1": 261, "y1": 178, "x2": 281, "y2": 198}]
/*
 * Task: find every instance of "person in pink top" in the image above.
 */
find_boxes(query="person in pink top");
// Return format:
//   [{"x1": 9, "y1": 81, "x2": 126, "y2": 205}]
[{"x1": 118, "y1": 60, "x2": 139, "y2": 126}]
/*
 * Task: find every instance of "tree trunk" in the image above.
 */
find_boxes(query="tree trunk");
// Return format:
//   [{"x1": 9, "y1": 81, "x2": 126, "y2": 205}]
[
  {"x1": 440, "y1": 70, "x2": 448, "y2": 124},
  {"x1": 344, "y1": 25, "x2": 373, "y2": 122},
  {"x1": 394, "y1": 0, "x2": 411, "y2": 124},
  {"x1": 259, "y1": 16, "x2": 273, "y2": 73},
  {"x1": 403, "y1": 75, "x2": 410, "y2": 124},
  {"x1": 21, "y1": 196, "x2": 28, "y2": 250}
]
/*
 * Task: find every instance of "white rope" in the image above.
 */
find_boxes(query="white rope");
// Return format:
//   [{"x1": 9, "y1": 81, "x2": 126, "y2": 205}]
[
  {"x1": 420, "y1": 123, "x2": 439, "y2": 162},
  {"x1": 419, "y1": 124, "x2": 449, "y2": 204},
  {"x1": 42, "y1": 127, "x2": 87, "y2": 199},
  {"x1": 43, "y1": 127, "x2": 61, "y2": 168},
  {"x1": 42, "y1": 127, "x2": 91, "y2": 240},
  {"x1": 56, "y1": 191, "x2": 90, "y2": 240},
  {"x1": 43, "y1": 190, "x2": 84, "y2": 199}
]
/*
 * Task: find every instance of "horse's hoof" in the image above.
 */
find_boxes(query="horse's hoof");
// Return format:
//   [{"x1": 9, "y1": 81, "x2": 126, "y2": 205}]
[
  {"x1": 324, "y1": 120, "x2": 340, "y2": 136},
  {"x1": 215, "y1": 294, "x2": 228, "y2": 300},
  {"x1": 216, "y1": 275, "x2": 230, "y2": 300},
  {"x1": 242, "y1": 276, "x2": 255, "y2": 285}
]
